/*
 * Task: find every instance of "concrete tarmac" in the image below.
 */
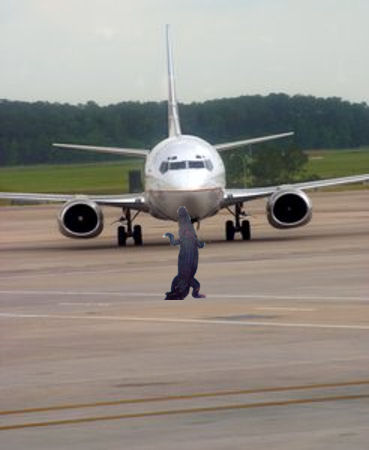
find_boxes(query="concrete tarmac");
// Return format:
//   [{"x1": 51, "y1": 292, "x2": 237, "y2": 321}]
[{"x1": 0, "y1": 190, "x2": 368, "y2": 449}]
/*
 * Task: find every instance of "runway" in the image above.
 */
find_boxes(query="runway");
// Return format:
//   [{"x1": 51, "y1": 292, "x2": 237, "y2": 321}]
[{"x1": 1, "y1": 190, "x2": 368, "y2": 449}]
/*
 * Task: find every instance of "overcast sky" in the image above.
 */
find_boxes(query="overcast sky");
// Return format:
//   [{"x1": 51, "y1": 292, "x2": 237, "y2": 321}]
[{"x1": 1, "y1": 0, "x2": 368, "y2": 105}]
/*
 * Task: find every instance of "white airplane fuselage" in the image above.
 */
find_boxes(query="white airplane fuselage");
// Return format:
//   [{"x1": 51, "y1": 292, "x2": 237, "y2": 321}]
[{"x1": 145, "y1": 135, "x2": 225, "y2": 221}]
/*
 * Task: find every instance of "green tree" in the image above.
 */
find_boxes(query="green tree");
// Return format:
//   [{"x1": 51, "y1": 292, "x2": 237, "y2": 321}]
[
  {"x1": 0, "y1": 95, "x2": 369, "y2": 166},
  {"x1": 249, "y1": 143, "x2": 308, "y2": 187}
]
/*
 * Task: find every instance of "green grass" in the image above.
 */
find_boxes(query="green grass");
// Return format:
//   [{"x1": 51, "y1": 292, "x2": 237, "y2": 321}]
[
  {"x1": 0, "y1": 148, "x2": 368, "y2": 200},
  {"x1": 304, "y1": 147, "x2": 369, "y2": 179},
  {"x1": 0, "y1": 160, "x2": 143, "y2": 195}
]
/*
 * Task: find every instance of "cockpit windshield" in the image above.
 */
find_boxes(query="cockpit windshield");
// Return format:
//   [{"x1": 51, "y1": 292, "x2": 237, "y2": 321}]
[
  {"x1": 159, "y1": 159, "x2": 213, "y2": 174},
  {"x1": 188, "y1": 161, "x2": 205, "y2": 169},
  {"x1": 170, "y1": 161, "x2": 186, "y2": 170}
]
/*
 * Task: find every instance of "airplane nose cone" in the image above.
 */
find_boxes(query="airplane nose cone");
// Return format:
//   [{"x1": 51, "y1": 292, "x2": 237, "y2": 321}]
[{"x1": 166, "y1": 171, "x2": 207, "y2": 190}]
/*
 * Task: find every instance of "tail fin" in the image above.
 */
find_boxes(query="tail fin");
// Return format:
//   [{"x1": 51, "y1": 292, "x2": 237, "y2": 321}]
[{"x1": 166, "y1": 25, "x2": 182, "y2": 137}]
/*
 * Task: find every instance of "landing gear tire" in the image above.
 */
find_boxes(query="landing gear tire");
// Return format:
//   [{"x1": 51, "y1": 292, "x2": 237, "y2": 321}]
[
  {"x1": 241, "y1": 220, "x2": 251, "y2": 241},
  {"x1": 116, "y1": 208, "x2": 143, "y2": 247},
  {"x1": 225, "y1": 203, "x2": 252, "y2": 242},
  {"x1": 226, "y1": 220, "x2": 235, "y2": 241},
  {"x1": 117, "y1": 226, "x2": 127, "y2": 247},
  {"x1": 133, "y1": 224, "x2": 143, "y2": 246}
]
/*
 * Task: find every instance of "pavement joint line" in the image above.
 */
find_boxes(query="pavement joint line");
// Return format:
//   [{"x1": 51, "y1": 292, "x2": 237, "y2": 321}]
[
  {"x1": 1, "y1": 312, "x2": 369, "y2": 330},
  {"x1": 1, "y1": 380, "x2": 368, "y2": 417},
  {"x1": 256, "y1": 307, "x2": 316, "y2": 312},
  {"x1": 1, "y1": 394, "x2": 368, "y2": 431},
  {"x1": 0, "y1": 290, "x2": 367, "y2": 302},
  {"x1": 59, "y1": 302, "x2": 112, "y2": 307}
]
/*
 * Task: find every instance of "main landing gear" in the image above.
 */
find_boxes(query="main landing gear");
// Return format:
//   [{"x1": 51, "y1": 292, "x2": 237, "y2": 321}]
[
  {"x1": 116, "y1": 208, "x2": 143, "y2": 247},
  {"x1": 225, "y1": 203, "x2": 251, "y2": 241}
]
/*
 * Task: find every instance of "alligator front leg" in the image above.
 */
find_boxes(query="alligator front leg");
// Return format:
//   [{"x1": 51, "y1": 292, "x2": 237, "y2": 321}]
[
  {"x1": 197, "y1": 239, "x2": 205, "y2": 249},
  {"x1": 163, "y1": 232, "x2": 180, "y2": 246}
]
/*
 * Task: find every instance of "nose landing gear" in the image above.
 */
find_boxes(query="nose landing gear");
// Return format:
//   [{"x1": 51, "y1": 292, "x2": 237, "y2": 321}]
[
  {"x1": 225, "y1": 203, "x2": 251, "y2": 241},
  {"x1": 116, "y1": 208, "x2": 143, "y2": 246}
]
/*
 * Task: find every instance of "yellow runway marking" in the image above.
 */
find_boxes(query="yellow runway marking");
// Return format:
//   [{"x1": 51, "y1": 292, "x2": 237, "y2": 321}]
[
  {"x1": 1, "y1": 394, "x2": 368, "y2": 431},
  {"x1": 1, "y1": 380, "x2": 368, "y2": 417}
]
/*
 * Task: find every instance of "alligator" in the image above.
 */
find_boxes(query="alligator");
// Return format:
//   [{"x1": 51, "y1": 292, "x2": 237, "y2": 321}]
[{"x1": 163, "y1": 206, "x2": 206, "y2": 300}]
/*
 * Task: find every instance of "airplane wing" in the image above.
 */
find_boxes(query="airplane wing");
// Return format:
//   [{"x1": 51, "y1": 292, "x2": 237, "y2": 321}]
[
  {"x1": 52, "y1": 143, "x2": 150, "y2": 157},
  {"x1": 0, "y1": 192, "x2": 149, "y2": 211},
  {"x1": 215, "y1": 132, "x2": 294, "y2": 152},
  {"x1": 222, "y1": 174, "x2": 369, "y2": 206}
]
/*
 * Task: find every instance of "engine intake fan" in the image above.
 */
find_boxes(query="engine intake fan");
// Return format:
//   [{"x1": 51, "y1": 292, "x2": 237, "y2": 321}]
[
  {"x1": 58, "y1": 199, "x2": 104, "y2": 238},
  {"x1": 267, "y1": 189, "x2": 312, "y2": 229}
]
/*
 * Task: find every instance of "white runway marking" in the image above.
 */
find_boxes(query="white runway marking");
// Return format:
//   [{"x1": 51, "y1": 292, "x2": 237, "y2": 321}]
[
  {"x1": 0, "y1": 290, "x2": 158, "y2": 298},
  {"x1": 213, "y1": 294, "x2": 369, "y2": 302},
  {"x1": 0, "y1": 312, "x2": 369, "y2": 331},
  {"x1": 0, "y1": 290, "x2": 367, "y2": 302}
]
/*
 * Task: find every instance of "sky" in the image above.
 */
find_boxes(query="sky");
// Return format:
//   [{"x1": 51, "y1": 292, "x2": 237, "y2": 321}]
[{"x1": 0, "y1": 0, "x2": 368, "y2": 105}]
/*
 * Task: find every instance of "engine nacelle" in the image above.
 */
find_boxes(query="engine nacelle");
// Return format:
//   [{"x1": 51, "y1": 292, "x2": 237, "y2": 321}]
[
  {"x1": 266, "y1": 188, "x2": 312, "y2": 229},
  {"x1": 58, "y1": 199, "x2": 104, "y2": 239}
]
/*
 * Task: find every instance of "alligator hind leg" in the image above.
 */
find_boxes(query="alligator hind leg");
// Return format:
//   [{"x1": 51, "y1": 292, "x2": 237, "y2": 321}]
[
  {"x1": 165, "y1": 275, "x2": 187, "y2": 300},
  {"x1": 191, "y1": 278, "x2": 206, "y2": 299}
]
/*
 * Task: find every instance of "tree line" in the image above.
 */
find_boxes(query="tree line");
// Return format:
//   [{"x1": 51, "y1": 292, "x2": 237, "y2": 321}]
[{"x1": 0, "y1": 93, "x2": 368, "y2": 185}]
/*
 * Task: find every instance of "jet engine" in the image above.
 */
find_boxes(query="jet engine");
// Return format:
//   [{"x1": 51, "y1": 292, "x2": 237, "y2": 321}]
[
  {"x1": 266, "y1": 189, "x2": 312, "y2": 229},
  {"x1": 58, "y1": 199, "x2": 104, "y2": 238}
]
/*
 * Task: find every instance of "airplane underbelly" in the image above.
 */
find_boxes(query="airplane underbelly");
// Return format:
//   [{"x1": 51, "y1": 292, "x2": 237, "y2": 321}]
[{"x1": 147, "y1": 188, "x2": 223, "y2": 221}]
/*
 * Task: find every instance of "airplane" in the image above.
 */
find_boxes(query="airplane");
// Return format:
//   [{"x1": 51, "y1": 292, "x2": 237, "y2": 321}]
[{"x1": 1, "y1": 25, "x2": 368, "y2": 246}]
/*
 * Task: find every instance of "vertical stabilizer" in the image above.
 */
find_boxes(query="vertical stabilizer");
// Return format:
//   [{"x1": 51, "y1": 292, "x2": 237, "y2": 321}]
[{"x1": 166, "y1": 25, "x2": 182, "y2": 137}]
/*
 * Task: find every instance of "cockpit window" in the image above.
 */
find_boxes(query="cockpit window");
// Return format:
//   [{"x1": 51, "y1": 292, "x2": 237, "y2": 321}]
[
  {"x1": 159, "y1": 161, "x2": 169, "y2": 174},
  {"x1": 204, "y1": 159, "x2": 213, "y2": 171},
  {"x1": 159, "y1": 159, "x2": 214, "y2": 173},
  {"x1": 169, "y1": 161, "x2": 186, "y2": 170},
  {"x1": 188, "y1": 160, "x2": 205, "y2": 169}
]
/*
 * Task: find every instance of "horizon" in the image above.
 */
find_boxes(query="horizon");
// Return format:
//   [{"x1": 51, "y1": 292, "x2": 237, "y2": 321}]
[{"x1": 1, "y1": 91, "x2": 368, "y2": 108}]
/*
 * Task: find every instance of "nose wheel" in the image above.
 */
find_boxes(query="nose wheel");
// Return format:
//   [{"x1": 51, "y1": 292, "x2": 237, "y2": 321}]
[
  {"x1": 225, "y1": 203, "x2": 251, "y2": 241},
  {"x1": 116, "y1": 208, "x2": 143, "y2": 246}
]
